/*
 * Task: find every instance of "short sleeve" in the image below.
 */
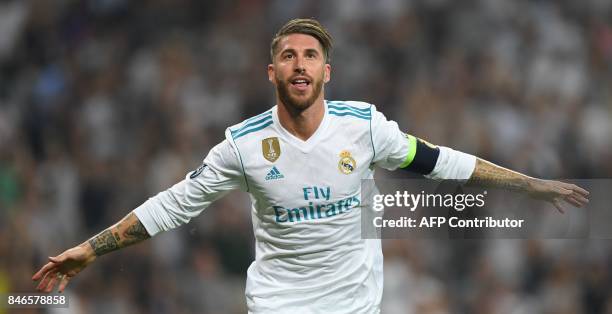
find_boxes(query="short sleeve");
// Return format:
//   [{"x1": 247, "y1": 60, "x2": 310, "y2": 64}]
[
  {"x1": 370, "y1": 105, "x2": 411, "y2": 170},
  {"x1": 134, "y1": 139, "x2": 244, "y2": 236},
  {"x1": 370, "y1": 105, "x2": 475, "y2": 179}
]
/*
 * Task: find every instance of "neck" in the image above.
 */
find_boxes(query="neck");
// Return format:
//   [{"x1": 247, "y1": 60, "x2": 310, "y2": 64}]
[{"x1": 277, "y1": 96, "x2": 325, "y2": 141}]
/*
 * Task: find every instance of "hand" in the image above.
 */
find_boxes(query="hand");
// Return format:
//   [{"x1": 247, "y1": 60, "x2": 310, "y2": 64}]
[
  {"x1": 527, "y1": 179, "x2": 589, "y2": 213},
  {"x1": 32, "y1": 243, "x2": 97, "y2": 293}
]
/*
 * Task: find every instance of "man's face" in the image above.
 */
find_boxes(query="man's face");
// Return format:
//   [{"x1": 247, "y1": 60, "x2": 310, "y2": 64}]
[{"x1": 268, "y1": 33, "x2": 331, "y2": 111}]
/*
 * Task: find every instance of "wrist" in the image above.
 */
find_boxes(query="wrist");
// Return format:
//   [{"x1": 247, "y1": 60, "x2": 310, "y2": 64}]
[
  {"x1": 78, "y1": 242, "x2": 97, "y2": 261},
  {"x1": 525, "y1": 177, "x2": 542, "y2": 193}
]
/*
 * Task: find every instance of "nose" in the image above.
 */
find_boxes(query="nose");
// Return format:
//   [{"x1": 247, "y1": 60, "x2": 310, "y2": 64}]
[{"x1": 293, "y1": 56, "x2": 305, "y2": 74}]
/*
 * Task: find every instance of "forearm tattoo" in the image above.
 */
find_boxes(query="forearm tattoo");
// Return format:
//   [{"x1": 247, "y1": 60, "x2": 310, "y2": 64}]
[
  {"x1": 121, "y1": 219, "x2": 150, "y2": 246},
  {"x1": 467, "y1": 158, "x2": 529, "y2": 191},
  {"x1": 88, "y1": 212, "x2": 150, "y2": 256},
  {"x1": 89, "y1": 230, "x2": 119, "y2": 256}
]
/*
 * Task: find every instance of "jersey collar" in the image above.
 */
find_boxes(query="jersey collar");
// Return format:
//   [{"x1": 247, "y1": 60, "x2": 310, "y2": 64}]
[{"x1": 272, "y1": 100, "x2": 330, "y2": 153}]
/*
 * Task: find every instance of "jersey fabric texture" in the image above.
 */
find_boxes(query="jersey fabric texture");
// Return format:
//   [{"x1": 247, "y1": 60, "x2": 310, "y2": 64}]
[{"x1": 134, "y1": 100, "x2": 475, "y2": 314}]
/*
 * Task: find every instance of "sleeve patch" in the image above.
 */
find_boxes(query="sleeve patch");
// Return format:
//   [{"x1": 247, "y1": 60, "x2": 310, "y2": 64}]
[{"x1": 189, "y1": 163, "x2": 208, "y2": 179}]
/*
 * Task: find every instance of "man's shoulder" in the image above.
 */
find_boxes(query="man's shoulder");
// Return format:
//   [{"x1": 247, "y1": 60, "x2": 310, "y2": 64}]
[
  {"x1": 326, "y1": 100, "x2": 373, "y2": 121},
  {"x1": 226, "y1": 108, "x2": 275, "y2": 141},
  {"x1": 327, "y1": 100, "x2": 372, "y2": 111}
]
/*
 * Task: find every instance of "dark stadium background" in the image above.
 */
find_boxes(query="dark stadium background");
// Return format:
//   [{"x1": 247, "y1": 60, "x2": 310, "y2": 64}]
[{"x1": 1, "y1": 0, "x2": 611, "y2": 313}]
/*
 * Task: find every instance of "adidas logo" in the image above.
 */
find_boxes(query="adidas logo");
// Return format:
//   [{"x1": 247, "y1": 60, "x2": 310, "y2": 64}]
[{"x1": 265, "y1": 166, "x2": 284, "y2": 181}]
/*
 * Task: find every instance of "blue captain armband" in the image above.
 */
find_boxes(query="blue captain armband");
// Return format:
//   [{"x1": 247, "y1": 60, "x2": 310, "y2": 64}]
[{"x1": 399, "y1": 134, "x2": 440, "y2": 175}]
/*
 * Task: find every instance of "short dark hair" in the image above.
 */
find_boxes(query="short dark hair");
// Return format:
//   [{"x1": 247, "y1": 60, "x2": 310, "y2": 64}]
[{"x1": 270, "y1": 18, "x2": 333, "y2": 63}]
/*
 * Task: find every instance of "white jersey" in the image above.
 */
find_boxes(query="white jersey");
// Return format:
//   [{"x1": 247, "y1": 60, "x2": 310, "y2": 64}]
[{"x1": 134, "y1": 100, "x2": 475, "y2": 313}]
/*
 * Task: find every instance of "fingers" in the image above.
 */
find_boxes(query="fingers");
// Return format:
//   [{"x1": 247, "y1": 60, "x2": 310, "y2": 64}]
[
  {"x1": 36, "y1": 269, "x2": 56, "y2": 291},
  {"x1": 564, "y1": 195, "x2": 584, "y2": 208},
  {"x1": 552, "y1": 199, "x2": 565, "y2": 214},
  {"x1": 559, "y1": 182, "x2": 590, "y2": 198},
  {"x1": 551, "y1": 182, "x2": 590, "y2": 211},
  {"x1": 44, "y1": 274, "x2": 57, "y2": 293},
  {"x1": 567, "y1": 183, "x2": 589, "y2": 197},
  {"x1": 49, "y1": 255, "x2": 64, "y2": 263},
  {"x1": 33, "y1": 250, "x2": 76, "y2": 293},
  {"x1": 33, "y1": 255, "x2": 66, "y2": 293},
  {"x1": 32, "y1": 260, "x2": 58, "y2": 281},
  {"x1": 57, "y1": 275, "x2": 71, "y2": 293},
  {"x1": 554, "y1": 186, "x2": 573, "y2": 196},
  {"x1": 36, "y1": 270, "x2": 69, "y2": 293},
  {"x1": 568, "y1": 193, "x2": 589, "y2": 206},
  {"x1": 35, "y1": 271, "x2": 49, "y2": 291},
  {"x1": 556, "y1": 182, "x2": 589, "y2": 208}
]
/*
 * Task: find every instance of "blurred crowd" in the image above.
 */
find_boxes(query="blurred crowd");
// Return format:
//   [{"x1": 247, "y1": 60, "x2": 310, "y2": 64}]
[{"x1": 1, "y1": 0, "x2": 611, "y2": 313}]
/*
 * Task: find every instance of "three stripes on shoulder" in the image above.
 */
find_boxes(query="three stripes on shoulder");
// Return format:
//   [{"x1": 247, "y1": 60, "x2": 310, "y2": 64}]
[{"x1": 230, "y1": 102, "x2": 371, "y2": 140}]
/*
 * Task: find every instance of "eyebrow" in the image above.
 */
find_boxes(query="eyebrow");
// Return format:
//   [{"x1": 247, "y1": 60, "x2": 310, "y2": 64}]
[
  {"x1": 280, "y1": 48, "x2": 321, "y2": 56},
  {"x1": 305, "y1": 48, "x2": 320, "y2": 56}
]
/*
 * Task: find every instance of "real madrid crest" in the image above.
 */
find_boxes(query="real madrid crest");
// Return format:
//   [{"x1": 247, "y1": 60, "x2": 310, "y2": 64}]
[
  {"x1": 262, "y1": 137, "x2": 281, "y2": 162},
  {"x1": 338, "y1": 150, "x2": 356, "y2": 174}
]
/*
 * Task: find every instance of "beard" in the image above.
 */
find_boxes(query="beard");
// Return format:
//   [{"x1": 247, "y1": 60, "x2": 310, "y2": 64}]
[{"x1": 275, "y1": 74, "x2": 324, "y2": 112}]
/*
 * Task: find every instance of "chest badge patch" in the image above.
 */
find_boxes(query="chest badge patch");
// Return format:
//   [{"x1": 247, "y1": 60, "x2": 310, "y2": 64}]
[
  {"x1": 338, "y1": 150, "x2": 356, "y2": 174},
  {"x1": 262, "y1": 137, "x2": 281, "y2": 162}
]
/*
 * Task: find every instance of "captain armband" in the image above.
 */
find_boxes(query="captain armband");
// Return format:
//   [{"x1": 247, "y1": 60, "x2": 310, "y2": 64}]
[{"x1": 399, "y1": 134, "x2": 440, "y2": 175}]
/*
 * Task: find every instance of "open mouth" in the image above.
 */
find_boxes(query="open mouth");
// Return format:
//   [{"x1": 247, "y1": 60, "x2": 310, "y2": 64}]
[{"x1": 290, "y1": 77, "x2": 311, "y2": 91}]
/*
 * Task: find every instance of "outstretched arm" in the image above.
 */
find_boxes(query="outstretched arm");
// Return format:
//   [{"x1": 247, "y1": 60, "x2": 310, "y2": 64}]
[
  {"x1": 87, "y1": 211, "x2": 150, "y2": 255},
  {"x1": 468, "y1": 158, "x2": 589, "y2": 213},
  {"x1": 32, "y1": 212, "x2": 150, "y2": 293},
  {"x1": 367, "y1": 106, "x2": 590, "y2": 213},
  {"x1": 32, "y1": 139, "x2": 244, "y2": 293},
  {"x1": 393, "y1": 134, "x2": 590, "y2": 212}
]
